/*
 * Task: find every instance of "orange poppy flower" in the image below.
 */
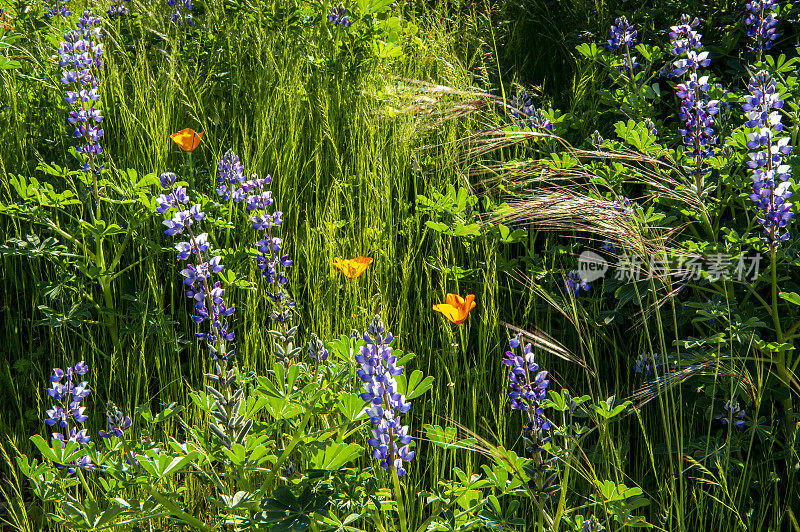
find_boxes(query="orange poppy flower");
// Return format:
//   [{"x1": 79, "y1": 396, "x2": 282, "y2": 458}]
[
  {"x1": 170, "y1": 128, "x2": 203, "y2": 152},
  {"x1": 333, "y1": 256, "x2": 373, "y2": 279},
  {"x1": 433, "y1": 293, "x2": 476, "y2": 324}
]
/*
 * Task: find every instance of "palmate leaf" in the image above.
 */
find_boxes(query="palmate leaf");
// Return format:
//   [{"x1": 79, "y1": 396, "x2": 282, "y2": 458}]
[
  {"x1": 396, "y1": 369, "x2": 434, "y2": 400},
  {"x1": 253, "y1": 487, "x2": 329, "y2": 532},
  {"x1": 337, "y1": 392, "x2": 368, "y2": 421},
  {"x1": 308, "y1": 442, "x2": 362, "y2": 470}
]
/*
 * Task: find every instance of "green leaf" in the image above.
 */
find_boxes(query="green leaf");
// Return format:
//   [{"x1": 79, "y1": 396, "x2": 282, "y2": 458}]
[
  {"x1": 779, "y1": 292, "x2": 800, "y2": 306},
  {"x1": 396, "y1": 369, "x2": 433, "y2": 400},
  {"x1": 308, "y1": 442, "x2": 362, "y2": 470}
]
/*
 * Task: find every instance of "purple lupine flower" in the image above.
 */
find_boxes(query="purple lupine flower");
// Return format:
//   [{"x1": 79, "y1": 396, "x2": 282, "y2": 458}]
[
  {"x1": 157, "y1": 172, "x2": 236, "y2": 361},
  {"x1": 583, "y1": 517, "x2": 605, "y2": 532},
  {"x1": 241, "y1": 170, "x2": 292, "y2": 297},
  {"x1": 356, "y1": 316, "x2": 415, "y2": 477},
  {"x1": 168, "y1": 0, "x2": 195, "y2": 26},
  {"x1": 98, "y1": 402, "x2": 132, "y2": 438},
  {"x1": 745, "y1": 1, "x2": 779, "y2": 51},
  {"x1": 107, "y1": 0, "x2": 130, "y2": 17},
  {"x1": 670, "y1": 15, "x2": 719, "y2": 166},
  {"x1": 606, "y1": 15, "x2": 639, "y2": 72},
  {"x1": 743, "y1": 71, "x2": 794, "y2": 246},
  {"x1": 509, "y1": 91, "x2": 553, "y2": 131},
  {"x1": 716, "y1": 399, "x2": 746, "y2": 428},
  {"x1": 46, "y1": 0, "x2": 71, "y2": 18},
  {"x1": 502, "y1": 336, "x2": 551, "y2": 428},
  {"x1": 58, "y1": 11, "x2": 104, "y2": 176},
  {"x1": 216, "y1": 150, "x2": 246, "y2": 201},
  {"x1": 44, "y1": 362, "x2": 94, "y2": 473},
  {"x1": 327, "y1": 4, "x2": 351, "y2": 27},
  {"x1": 308, "y1": 333, "x2": 329, "y2": 362},
  {"x1": 565, "y1": 270, "x2": 590, "y2": 295},
  {"x1": 633, "y1": 352, "x2": 663, "y2": 377}
]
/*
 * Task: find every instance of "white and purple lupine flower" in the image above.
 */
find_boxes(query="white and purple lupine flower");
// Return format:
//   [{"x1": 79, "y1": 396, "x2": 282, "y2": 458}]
[
  {"x1": 327, "y1": 4, "x2": 351, "y2": 27},
  {"x1": 216, "y1": 149, "x2": 246, "y2": 201},
  {"x1": 107, "y1": 0, "x2": 130, "y2": 17},
  {"x1": 44, "y1": 362, "x2": 95, "y2": 473},
  {"x1": 606, "y1": 15, "x2": 638, "y2": 72},
  {"x1": 669, "y1": 15, "x2": 719, "y2": 165},
  {"x1": 743, "y1": 71, "x2": 794, "y2": 246},
  {"x1": 168, "y1": 0, "x2": 195, "y2": 26},
  {"x1": 503, "y1": 336, "x2": 551, "y2": 433},
  {"x1": 57, "y1": 11, "x2": 104, "y2": 175},
  {"x1": 745, "y1": 1, "x2": 779, "y2": 52},
  {"x1": 509, "y1": 91, "x2": 553, "y2": 131},
  {"x1": 46, "y1": 0, "x2": 71, "y2": 18},
  {"x1": 157, "y1": 173, "x2": 236, "y2": 361},
  {"x1": 717, "y1": 399, "x2": 746, "y2": 428},
  {"x1": 565, "y1": 270, "x2": 591, "y2": 295},
  {"x1": 234, "y1": 163, "x2": 291, "y2": 294},
  {"x1": 356, "y1": 316, "x2": 415, "y2": 477}
]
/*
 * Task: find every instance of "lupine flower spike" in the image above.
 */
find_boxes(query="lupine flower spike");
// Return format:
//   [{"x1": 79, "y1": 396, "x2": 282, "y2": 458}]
[
  {"x1": 157, "y1": 171, "x2": 236, "y2": 362},
  {"x1": 58, "y1": 12, "x2": 105, "y2": 179},
  {"x1": 168, "y1": 0, "x2": 195, "y2": 26},
  {"x1": 98, "y1": 401, "x2": 132, "y2": 438},
  {"x1": 333, "y1": 256, "x2": 373, "y2": 279},
  {"x1": 108, "y1": 0, "x2": 131, "y2": 17},
  {"x1": 44, "y1": 362, "x2": 94, "y2": 473},
  {"x1": 433, "y1": 293, "x2": 476, "y2": 324},
  {"x1": 743, "y1": 71, "x2": 794, "y2": 246},
  {"x1": 46, "y1": 0, "x2": 71, "y2": 18},
  {"x1": 508, "y1": 91, "x2": 553, "y2": 131},
  {"x1": 565, "y1": 270, "x2": 590, "y2": 295},
  {"x1": 716, "y1": 399, "x2": 746, "y2": 428},
  {"x1": 356, "y1": 316, "x2": 415, "y2": 477},
  {"x1": 745, "y1": 1, "x2": 779, "y2": 53},
  {"x1": 583, "y1": 517, "x2": 605, "y2": 532},
  {"x1": 327, "y1": 4, "x2": 351, "y2": 26},
  {"x1": 669, "y1": 15, "x2": 719, "y2": 176},
  {"x1": 606, "y1": 15, "x2": 639, "y2": 72}
]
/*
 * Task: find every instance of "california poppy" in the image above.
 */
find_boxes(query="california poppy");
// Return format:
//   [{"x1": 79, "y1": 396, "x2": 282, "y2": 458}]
[
  {"x1": 332, "y1": 256, "x2": 373, "y2": 279},
  {"x1": 433, "y1": 293, "x2": 476, "y2": 324},
  {"x1": 170, "y1": 128, "x2": 203, "y2": 152}
]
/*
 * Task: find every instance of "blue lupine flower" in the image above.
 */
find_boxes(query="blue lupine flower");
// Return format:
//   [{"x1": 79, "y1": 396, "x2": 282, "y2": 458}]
[
  {"x1": 216, "y1": 149, "x2": 245, "y2": 201},
  {"x1": 44, "y1": 362, "x2": 94, "y2": 473},
  {"x1": 509, "y1": 91, "x2": 553, "y2": 131},
  {"x1": 606, "y1": 15, "x2": 639, "y2": 71},
  {"x1": 168, "y1": 0, "x2": 194, "y2": 26},
  {"x1": 157, "y1": 173, "x2": 236, "y2": 361},
  {"x1": 743, "y1": 71, "x2": 794, "y2": 246},
  {"x1": 745, "y1": 1, "x2": 779, "y2": 51},
  {"x1": 107, "y1": 0, "x2": 130, "y2": 17},
  {"x1": 633, "y1": 352, "x2": 663, "y2": 377},
  {"x1": 58, "y1": 12, "x2": 104, "y2": 175},
  {"x1": 356, "y1": 316, "x2": 415, "y2": 477},
  {"x1": 327, "y1": 4, "x2": 351, "y2": 26},
  {"x1": 565, "y1": 270, "x2": 590, "y2": 295},
  {"x1": 716, "y1": 399, "x2": 746, "y2": 428},
  {"x1": 502, "y1": 335, "x2": 551, "y2": 430},
  {"x1": 46, "y1": 0, "x2": 71, "y2": 18},
  {"x1": 98, "y1": 402, "x2": 132, "y2": 438}
]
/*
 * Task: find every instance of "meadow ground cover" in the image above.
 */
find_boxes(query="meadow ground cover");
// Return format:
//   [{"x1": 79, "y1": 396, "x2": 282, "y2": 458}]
[{"x1": 1, "y1": 0, "x2": 799, "y2": 530}]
